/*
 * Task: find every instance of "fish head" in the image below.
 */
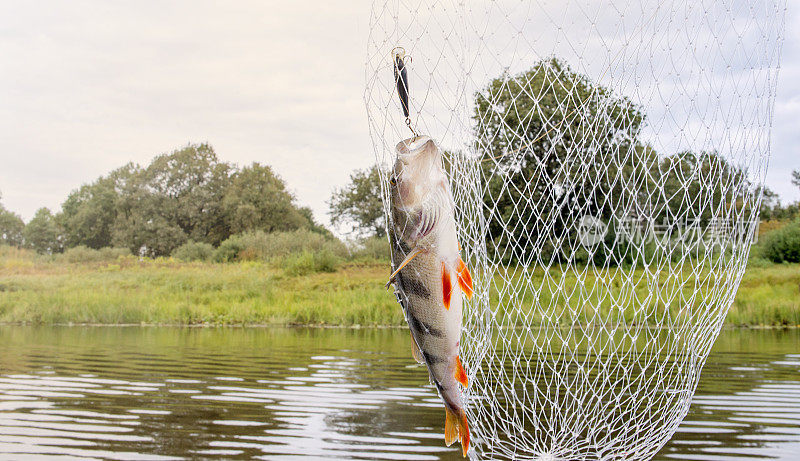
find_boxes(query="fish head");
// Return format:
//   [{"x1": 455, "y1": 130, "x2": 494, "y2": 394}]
[{"x1": 390, "y1": 135, "x2": 446, "y2": 211}]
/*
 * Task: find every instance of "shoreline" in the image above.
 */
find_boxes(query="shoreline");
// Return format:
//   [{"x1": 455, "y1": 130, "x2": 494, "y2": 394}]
[{"x1": 2, "y1": 253, "x2": 798, "y2": 327}]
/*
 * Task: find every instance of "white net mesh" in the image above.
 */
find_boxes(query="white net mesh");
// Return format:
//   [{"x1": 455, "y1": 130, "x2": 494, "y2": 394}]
[{"x1": 365, "y1": 1, "x2": 786, "y2": 459}]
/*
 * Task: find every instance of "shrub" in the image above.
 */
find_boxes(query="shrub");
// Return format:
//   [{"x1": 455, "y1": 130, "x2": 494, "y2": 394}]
[
  {"x1": 172, "y1": 241, "x2": 214, "y2": 262},
  {"x1": 314, "y1": 250, "x2": 341, "y2": 272},
  {"x1": 758, "y1": 219, "x2": 790, "y2": 238},
  {"x1": 213, "y1": 235, "x2": 245, "y2": 262},
  {"x1": 759, "y1": 220, "x2": 800, "y2": 263},
  {"x1": 348, "y1": 237, "x2": 390, "y2": 261},
  {"x1": 212, "y1": 230, "x2": 348, "y2": 266},
  {"x1": 747, "y1": 257, "x2": 773, "y2": 269},
  {"x1": 282, "y1": 250, "x2": 340, "y2": 276},
  {"x1": 0, "y1": 245, "x2": 34, "y2": 260},
  {"x1": 224, "y1": 230, "x2": 347, "y2": 261},
  {"x1": 59, "y1": 246, "x2": 130, "y2": 263}
]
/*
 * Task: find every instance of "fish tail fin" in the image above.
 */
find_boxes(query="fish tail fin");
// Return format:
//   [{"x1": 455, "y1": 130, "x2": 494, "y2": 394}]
[
  {"x1": 444, "y1": 407, "x2": 470, "y2": 457},
  {"x1": 444, "y1": 407, "x2": 458, "y2": 447},
  {"x1": 457, "y1": 257, "x2": 473, "y2": 299},
  {"x1": 454, "y1": 355, "x2": 468, "y2": 387},
  {"x1": 441, "y1": 262, "x2": 452, "y2": 310}
]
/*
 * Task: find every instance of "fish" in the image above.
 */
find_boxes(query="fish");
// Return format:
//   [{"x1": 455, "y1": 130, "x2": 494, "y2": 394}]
[{"x1": 386, "y1": 135, "x2": 473, "y2": 457}]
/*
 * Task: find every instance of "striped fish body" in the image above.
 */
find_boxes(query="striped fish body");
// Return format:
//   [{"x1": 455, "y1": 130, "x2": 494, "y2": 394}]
[{"x1": 388, "y1": 135, "x2": 473, "y2": 457}]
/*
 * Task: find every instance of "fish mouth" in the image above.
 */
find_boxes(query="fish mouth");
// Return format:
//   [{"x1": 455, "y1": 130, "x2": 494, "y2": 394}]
[{"x1": 395, "y1": 135, "x2": 433, "y2": 160}]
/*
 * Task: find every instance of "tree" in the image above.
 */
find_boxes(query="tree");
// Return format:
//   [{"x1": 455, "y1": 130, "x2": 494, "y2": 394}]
[
  {"x1": 0, "y1": 192, "x2": 25, "y2": 247},
  {"x1": 5, "y1": 143, "x2": 333, "y2": 256},
  {"x1": 297, "y1": 206, "x2": 332, "y2": 236},
  {"x1": 792, "y1": 169, "x2": 800, "y2": 190},
  {"x1": 223, "y1": 163, "x2": 311, "y2": 234},
  {"x1": 142, "y1": 143, "x2": 232, "y2": 245},
  {"x1": 112, "y1": 144, "x2": 231, "y2": 256},
  {"x1": 758, "y1": 186, "x2": 781, "y2": 221},
  {"x1": 24, "y1": 208, "x2": 61, "y2": 254},
  {"x1": 59, "y1": 175, "x2": 120, "y2": 249},
  {"x1": 475, "y1": 58, "x2": 645, "y2": 261},
  {"x1": 329, "y1": 166, "x2": 385, "y2": 238},
  {"x1": 657, "y1": 150, "x2": 751, "y2": 225}
]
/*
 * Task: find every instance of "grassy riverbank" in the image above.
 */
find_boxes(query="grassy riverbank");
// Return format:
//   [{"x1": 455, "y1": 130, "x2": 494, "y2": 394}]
[{"x1": 0, "y1": 247, "x2": 798, "y2": 326}]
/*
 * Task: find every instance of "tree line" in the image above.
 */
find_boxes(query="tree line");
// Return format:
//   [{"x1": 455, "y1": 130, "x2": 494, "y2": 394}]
[
  {"x1": 4, "y1": 58, "x2": 798, "y2": 261},
  {"x1": 0, "y1": 143, "x2": 328, "y2": 256},
  {"x1": 330, "y1": 58, "x2": 800, "y2": 265}
]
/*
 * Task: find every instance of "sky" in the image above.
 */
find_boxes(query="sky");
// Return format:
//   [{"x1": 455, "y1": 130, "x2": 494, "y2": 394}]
[{"x1": 1, "y1": 1, "x2": 798, "y2": 227}]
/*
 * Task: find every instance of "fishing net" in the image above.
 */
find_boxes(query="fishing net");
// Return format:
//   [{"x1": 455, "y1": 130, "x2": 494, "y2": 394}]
[{"x1": 365, "y1": 1, "x2": 786, "y2": 459}]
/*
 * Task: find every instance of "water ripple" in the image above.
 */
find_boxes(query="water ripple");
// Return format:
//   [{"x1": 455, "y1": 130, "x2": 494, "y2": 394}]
[{"x1": 0, "y1": 326, "x2": 797, "y2": 460}]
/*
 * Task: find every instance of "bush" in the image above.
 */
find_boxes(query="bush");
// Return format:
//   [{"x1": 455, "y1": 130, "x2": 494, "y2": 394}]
[
  {"x1": 217, "y1": 230, "x2": 347, "y2": 262},
  {"x1": 747, "y1": 256, "x2": 774, "y2": 269},
  {"x1": 282, "y1": 250, "x2": 340, "y2": 276},
  {"x1": 213, "y1": 235, "x2": 245, "y2": 262},
  {"x1": 211, "y1": 230, "x2": 348, "y2": 268},
  {"x1": 348, "y1": 237, "x2": 390, "y2": 261},
  {"x1": 59, "y1": 246, "x2": 130, "y2": 263},
  {"x1": 0, "y1": 245, "x2": 34, "y2": 260},
  {"x1": 172, "y1": 241, "x2": 214, "y2": 262},
  {"x1": 758, "y1": 219, "x2": 790, "y2": 238},
  {"x1": 759, "y1": 220, "x2": 800, "y2": 263}
]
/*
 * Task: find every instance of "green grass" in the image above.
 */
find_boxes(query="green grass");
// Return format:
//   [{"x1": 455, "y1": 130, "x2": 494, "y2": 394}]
[
  {"x1": 0, "y1": 248, "x2": 401, "y2": 326},
  {"x1": 726, "y1": 264, "x2": 800, "y2": 326},
  {"x1": 485, "y1": 263, "x2": 800, "y2": 328},
  {"x1": 0, "y1": 246, "x2": 797, "y2": 326}
]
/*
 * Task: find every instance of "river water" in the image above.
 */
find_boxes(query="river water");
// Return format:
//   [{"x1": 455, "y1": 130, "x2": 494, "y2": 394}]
[{"x1": 0, "y1": 326, "x2": 797, "y2": 460}]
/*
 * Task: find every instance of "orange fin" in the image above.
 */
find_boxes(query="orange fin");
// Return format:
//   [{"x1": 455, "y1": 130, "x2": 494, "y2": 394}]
[
  {"x1": 454, "y1": 356, "x2": 468, "y2": 387},
  {"x1": 444, "y1": 407, "x2": 470, "y2": 457},
  {"x1": 457, "y1": 257, "x2": 473, "y2": 299},
  {"x1": 444, "y1": 408, "x2": 458, "y2": 446},
  {"x1": 441, "y1": 262, "x2": 452, "y2": 310},
  {"x1": 410, "y1": 333, "x2": 424, "y2": 364},
  {"x1": 386, "y1": 247, "x2": 424, "y2": 288}
]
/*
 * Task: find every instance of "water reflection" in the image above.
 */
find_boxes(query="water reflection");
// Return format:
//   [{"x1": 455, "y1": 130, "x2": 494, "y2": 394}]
[
  {"x1": 0, "y1": 327, "x2": 797, "y2": 460},
  {"x1": 656, "y1": 330, "x2": 800, "y2": 460}
]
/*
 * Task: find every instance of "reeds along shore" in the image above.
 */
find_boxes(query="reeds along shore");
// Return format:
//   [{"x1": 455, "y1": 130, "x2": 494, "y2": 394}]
[{"x1": 0, "y1": 245, "x2": 798, "y2": 327}]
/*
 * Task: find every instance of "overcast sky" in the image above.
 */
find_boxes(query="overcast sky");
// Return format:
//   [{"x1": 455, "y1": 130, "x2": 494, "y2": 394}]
[{"x1": 1, "y1": 1, "x2": 798, "y2": 226}]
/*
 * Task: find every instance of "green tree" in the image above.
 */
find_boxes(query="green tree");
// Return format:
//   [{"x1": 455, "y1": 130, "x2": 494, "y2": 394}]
[
  {"x1": 758, "y1": 186, "x2": 781, "y2": 221},
  {"x1": 143, "y1": 143, "x2": 231, "y2": 245},
  {"x1": 329, "y1": 166, "x2": 385, "y2": 238},
  {"x1": 475, "y1": 58, "x2": 645, "y2": 262},
  {"x1": 760, "y1": 219, "x2": 800, "y2": 263},
  {"x1": 223, "y1": 163, "x2": 310, "y2": 234},
  {"x1": 657, "y1": 151, "x2": 751, "y2": 225},
  {"x1": 0, "y1": 192, "x2": 25, "y2": 247},
  {"x1": 297, "y1": 206, "x2": 332, "y2": 236},
  {"x1": 112, "y1": 144, "x2": 231, "y2": 256},
  {"x1": 59, "y1": 174, "x2": 120, "y2": 249},
  {"x1": 792, "y1": 169, "x2": 800, "y2": 190},
  {"x1": 24, "y1": 208, "x2": 61, "y2": 254}
]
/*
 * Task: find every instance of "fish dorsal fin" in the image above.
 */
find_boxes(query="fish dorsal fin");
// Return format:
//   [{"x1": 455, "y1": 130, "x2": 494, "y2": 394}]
[{"x1": 410, "y1": 333, "x2": 425, "y2": 364}]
